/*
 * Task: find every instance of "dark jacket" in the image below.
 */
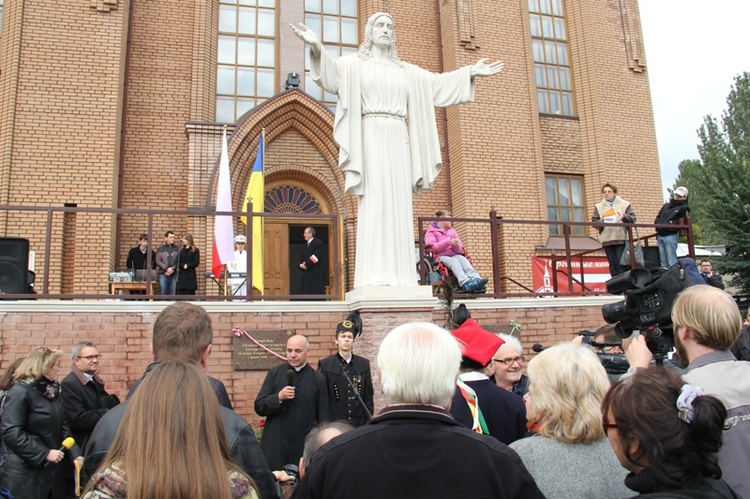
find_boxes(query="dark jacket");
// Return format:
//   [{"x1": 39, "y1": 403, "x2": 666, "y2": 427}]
[
  {"x1": 0, "y1": 379, "x2": 81, "y2": 499},
  {"x1": 254, "y1": 363, "x2": 330, "y2": 471},
  {"x1": 298, "y1": 238, "x2": 324, "y2": 295},
  {"x1": 303, "y1": 405, "x2": 545, "y2": 499},
  {"x1": 60, "y1": 367, "x2": 120, "y2": 449},
  {"x1": 127, "y1": 361, "x2": 233, "y2": 410},
  {"x1": 655, "y1": 199, "x2": 690, "y2": 236},
  {"x1": 318, "y1": 353, "x2": 374, "y2": 426},
  {"x1": 83, "y1": 371, "x2": 278, "y2": 499},
  {"x1": 450, "y1": 376, "x2": 528, "y2": 445},
  {"x1": 125, "y1": 246, "x2": 156, "y2": 272},
  {"x1": 176, "y1": 247, "x2": 200, "y2": 292},
  {"x1": 624, "y1": 467, "x2": 739, "y2": 498},
  {"x1": 703, "y1": 272, "x2": 725, "y2": 290},
  {"x1": 155, "y1": 243, "x2": 179, "y2": 275}
]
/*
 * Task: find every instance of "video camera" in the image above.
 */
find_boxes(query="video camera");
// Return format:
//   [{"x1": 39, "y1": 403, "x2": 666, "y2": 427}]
[
  {"x1": 600, "y1": 259, "x2": 703, "y2": 361},
  {"x1": 577, "y1": 331, "x2": 629, "y2": 375}
]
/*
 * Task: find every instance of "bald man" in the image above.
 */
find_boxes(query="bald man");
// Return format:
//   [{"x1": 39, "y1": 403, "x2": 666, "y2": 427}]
[{"x1": 255, "y1": 335, "x2": 330, "y2": 470}]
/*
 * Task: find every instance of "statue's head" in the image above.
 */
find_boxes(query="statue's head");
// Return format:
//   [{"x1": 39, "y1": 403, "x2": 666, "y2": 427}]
[{"x1": 358, "y1": 12, "x2": 401, "y2": 64}]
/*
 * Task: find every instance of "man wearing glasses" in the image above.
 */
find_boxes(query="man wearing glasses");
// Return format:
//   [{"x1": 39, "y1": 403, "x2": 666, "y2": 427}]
[
  {"x1": 491, "y1": 334, "x2": 529, "y2": 397},
  {"x1": 448, "y1": 319, "x2": 527, "y2": 445},
  {"x1": 60, "y1": 341, "x2": 120, "y2": 449}
]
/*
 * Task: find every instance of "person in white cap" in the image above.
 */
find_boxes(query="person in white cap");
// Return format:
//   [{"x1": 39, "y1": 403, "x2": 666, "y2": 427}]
[
  {"x1": 228, "y1": 235, "x2": 248, "y2": 297},
  {"x1": 654, "y1": 186, "x2": 690, "y2": 268}
]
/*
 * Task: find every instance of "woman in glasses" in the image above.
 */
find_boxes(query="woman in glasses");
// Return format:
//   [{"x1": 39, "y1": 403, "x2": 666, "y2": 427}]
[
  {"x1": 602, "y1": 367, "x2": 737, "y2": 498},
  {"x1": 0, "y1": 346, "x2": 81, "y2": 498},
  {"x1": 509, "y1": 342, "x2": 630, "y2": 498}
]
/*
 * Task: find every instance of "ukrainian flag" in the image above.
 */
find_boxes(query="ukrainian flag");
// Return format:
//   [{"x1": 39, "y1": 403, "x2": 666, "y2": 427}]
[{"x1": 242, "y1": 132, "x2": 264, "y2": 294}]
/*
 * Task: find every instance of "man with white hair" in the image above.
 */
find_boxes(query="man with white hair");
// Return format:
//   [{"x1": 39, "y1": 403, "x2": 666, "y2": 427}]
[
  {"x1": 492, "y1": 333, "x2": 529, "y2": 397},
  {"x1": 304, "y1": 322, "x2": 543, "y2": 498}
]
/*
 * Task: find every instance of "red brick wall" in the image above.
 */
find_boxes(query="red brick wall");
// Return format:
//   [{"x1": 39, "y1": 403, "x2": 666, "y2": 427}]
[{"x1": 0, "y1": 300, "x2": 613, "y2": 423}]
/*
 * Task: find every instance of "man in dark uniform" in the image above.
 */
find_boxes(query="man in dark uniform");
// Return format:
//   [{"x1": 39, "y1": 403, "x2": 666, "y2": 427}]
[
  {"x1": 298, "y1": 227, "x2": 324, "y2": 295},
  {"x1": 255, "y1": 335, "x2": 330, "y2": 471},
  {"x1": 318, "y1": 313, "x2": 374, "y2": 427}
]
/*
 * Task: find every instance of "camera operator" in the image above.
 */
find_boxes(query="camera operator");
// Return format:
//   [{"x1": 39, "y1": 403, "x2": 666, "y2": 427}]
[{"x1": 624, "y1": 285, "x2": 750, "y2": 498}]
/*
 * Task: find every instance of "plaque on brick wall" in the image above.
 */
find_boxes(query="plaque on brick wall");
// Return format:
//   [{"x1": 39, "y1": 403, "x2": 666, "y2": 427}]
[{"x1": 233, "y1": 329, "x2": 294, "y2": 370}]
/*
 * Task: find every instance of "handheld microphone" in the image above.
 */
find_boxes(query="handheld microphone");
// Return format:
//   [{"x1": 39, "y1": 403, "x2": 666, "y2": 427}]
[
  {"x1": 286, "y1": 369, "x2": 295, "y2": 387},
  {"x1": 532, "y1": 343, "x2": 546, "y2": 353},
  {"x1": 59, "y1": 437, "x2": 75, "y2": 453}
]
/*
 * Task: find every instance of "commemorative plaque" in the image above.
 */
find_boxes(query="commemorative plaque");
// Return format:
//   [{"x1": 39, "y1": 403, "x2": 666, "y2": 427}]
[{"x1": 233, "y1": 329, "x2": 294, "y2": 370}]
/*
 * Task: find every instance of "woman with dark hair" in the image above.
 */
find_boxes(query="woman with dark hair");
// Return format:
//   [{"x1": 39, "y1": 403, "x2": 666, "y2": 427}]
[
  {"x1": 0, "y1": 347, "x2": 80, "y2": 499},
  {"x1": 176, "y1": 233, "x2": 200, "y2": 295},
  {"x1": 592, "y1": 182, "x2": 636, "y2": 277},
  {"x1": 84, "y1": 361, "x2": 258, "y2": 498},
  {"x1": 602, "y1": 367, "x2": 738, "y2": 497}
]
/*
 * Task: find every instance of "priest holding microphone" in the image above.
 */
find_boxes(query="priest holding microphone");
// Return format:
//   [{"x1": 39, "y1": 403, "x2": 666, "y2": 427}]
[{"x1": 254, "y1": 335, "x2": 330, "y2": 471}]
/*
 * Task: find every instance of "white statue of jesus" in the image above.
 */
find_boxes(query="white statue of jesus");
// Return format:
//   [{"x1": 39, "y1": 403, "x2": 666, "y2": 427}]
[{"x1": 291, "y1": 13, "x2": 503, "y2": 289}]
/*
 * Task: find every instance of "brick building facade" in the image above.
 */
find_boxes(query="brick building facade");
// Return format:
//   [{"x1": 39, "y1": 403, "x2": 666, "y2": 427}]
[
  {"x1": 0, "y1": 0, "x2": 661, "y2": 423},
  {"x1": 0, "y1": 0, "x2": 662, "y2": 296}
]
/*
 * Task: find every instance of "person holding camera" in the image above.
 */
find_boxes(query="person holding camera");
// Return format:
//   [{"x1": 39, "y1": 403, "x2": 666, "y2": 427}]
[{"x1": 625, "y1": 285, "x2": 750, "y2": 497}]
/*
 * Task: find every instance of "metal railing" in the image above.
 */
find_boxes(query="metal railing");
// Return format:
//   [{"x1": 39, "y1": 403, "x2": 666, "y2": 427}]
[
  {"x1": 0, "y1": 205, "x2": 693, "y2": 300},
  {"x1": 0, "y1": 205, "x2": 340, "y2": 301}
]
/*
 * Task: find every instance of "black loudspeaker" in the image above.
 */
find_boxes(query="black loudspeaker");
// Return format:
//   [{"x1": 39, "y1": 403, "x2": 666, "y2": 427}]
[
  {"x1": 0, "y1": 237, "x2": 30, "y2": 294},
  {"x1": 643, "y1": 245, "x2": 661, "y2": 270}
]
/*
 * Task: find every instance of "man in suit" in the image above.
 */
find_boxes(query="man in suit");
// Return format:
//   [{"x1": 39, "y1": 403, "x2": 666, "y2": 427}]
[{"x1": 298, "y1": 227, "x2": 324, "y2": 295}]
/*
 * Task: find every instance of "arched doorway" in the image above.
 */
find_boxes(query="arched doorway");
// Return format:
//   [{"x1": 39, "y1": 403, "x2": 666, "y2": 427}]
[{"x1": 262, "y1": 181, "x2": 341, "y2": 297}]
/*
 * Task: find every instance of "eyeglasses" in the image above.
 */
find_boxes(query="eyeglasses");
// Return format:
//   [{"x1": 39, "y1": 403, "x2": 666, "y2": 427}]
[
  {"x1": 77, "y1": 354, "x2": 101, "y2": 361},
  {"x1": 602, "y1": 190, "x2": 614, "y2": 194},
  {"x1": 602, "y1": 413, "x2": 618, "y2": 435},
  {"x1": 493, "y1": 356, "x2": 524, "y2": 366}
]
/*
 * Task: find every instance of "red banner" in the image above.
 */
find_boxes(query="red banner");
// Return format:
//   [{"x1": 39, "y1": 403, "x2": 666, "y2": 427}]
[{"x1": 532, "y1": 256, "x2": 611, "y2": 293}]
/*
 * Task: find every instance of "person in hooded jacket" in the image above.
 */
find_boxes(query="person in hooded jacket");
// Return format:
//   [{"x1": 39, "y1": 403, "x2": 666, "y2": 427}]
[{"x1": 654, "y1": 186, "x2": 690, "y2": 268}]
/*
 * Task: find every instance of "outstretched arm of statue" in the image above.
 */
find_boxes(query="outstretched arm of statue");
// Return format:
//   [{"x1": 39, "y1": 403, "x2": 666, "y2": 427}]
[
  {"x1": 470, "y1": 58, "x2": 504, "y2": 78},
  {"x1": 289, "y1": 23, "x2": 323, "y2": 57}
]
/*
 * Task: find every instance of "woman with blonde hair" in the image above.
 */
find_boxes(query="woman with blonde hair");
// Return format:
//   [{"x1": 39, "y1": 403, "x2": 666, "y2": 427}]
[
  {"x1": 509, "y1": 342, "x2": 631, "y2": 498},
  {"x1": 84, "y1": 361, "x2": 257, "y2": 498},
  {"x1": 0, "y1": 347, "x2": 80, "y2": 499}
]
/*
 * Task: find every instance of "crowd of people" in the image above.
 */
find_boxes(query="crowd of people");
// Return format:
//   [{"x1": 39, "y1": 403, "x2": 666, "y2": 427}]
[{"x1": 0, "y1": 281, "x2": 747, "y2": 498}]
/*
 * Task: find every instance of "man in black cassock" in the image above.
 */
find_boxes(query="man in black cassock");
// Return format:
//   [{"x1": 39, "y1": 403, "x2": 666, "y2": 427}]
[
  {"x1": 318, "y1": 315, "x2": 373, "y2": 427},
  {"x1": 255, "y1": 334, "x2": 330, "y2": 471},
  {"x1": 298, "y1": 227, "x2": 325, "y2": 295}
]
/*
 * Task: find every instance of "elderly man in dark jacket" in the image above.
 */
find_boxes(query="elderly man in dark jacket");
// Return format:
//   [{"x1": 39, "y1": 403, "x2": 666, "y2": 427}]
[
  {"x1": 60, "y1": 341, "x2": 119, "y2": 450},
  {"x1": 302, "y1": 322, "x2": 544, "y2": 499},
  {"x1": 83, "y1": 303, "x2": 280, "y2": 499}
]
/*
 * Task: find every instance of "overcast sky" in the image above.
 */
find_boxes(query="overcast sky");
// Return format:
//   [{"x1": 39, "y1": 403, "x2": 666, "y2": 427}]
[{"x1": 638, "y1": 0, "x2": 750, "y2": 200}]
